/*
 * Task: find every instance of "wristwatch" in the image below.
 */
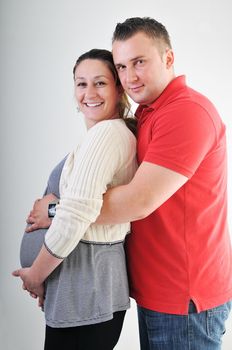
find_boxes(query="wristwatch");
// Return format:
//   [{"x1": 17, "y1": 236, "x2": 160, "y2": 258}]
[{"x1": 48, "y1": 200, "x2": 59, "y2": 218}]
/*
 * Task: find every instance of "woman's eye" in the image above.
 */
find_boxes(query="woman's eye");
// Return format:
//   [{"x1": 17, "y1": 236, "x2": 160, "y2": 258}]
[
  {"x1": 96, "y1": 81, "x2": 106, "y2": 86},
  {"x1": 76, "y1": 82, "x2": 86, "y2": 88}
]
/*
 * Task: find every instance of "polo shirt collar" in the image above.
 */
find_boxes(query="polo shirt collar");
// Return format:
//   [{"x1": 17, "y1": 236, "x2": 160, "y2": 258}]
[{"x1": 135, "y1": 75, "x2": 186, "y2": 120}]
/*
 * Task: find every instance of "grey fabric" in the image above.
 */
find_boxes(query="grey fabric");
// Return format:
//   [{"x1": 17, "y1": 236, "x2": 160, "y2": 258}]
[
  {"x1": 20, "y1": 156, "x2": 67, "y2": 267},
  {"x1": 44, "y1": 240, "x2": 130, "y2": 327},
  {"x1": 20, "y1": 156, "x2": 130, "y2": 327}
]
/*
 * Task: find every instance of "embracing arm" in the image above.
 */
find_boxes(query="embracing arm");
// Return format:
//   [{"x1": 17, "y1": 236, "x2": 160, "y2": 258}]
[
  {"x1": 97, "y1": 101, "x2": 219, "y2": 225},
  {"x1": 97, "y1": 161, "x2": 188, "y2": 225}
]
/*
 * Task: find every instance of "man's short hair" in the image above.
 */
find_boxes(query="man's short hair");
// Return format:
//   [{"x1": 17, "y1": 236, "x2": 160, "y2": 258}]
[{"x1": 112, "y1": 17, "x2": 172, "y2": 49}]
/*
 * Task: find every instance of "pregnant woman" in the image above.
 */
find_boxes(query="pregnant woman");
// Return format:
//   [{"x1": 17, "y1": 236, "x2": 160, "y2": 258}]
[{"x1": 14, "y1": 48, "x2": 137, "y2": 350}]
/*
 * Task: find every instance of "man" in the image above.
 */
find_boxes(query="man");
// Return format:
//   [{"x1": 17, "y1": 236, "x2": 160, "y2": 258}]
[{"x1": 98, "y1": 17, "x2": 232, "y2": 349}]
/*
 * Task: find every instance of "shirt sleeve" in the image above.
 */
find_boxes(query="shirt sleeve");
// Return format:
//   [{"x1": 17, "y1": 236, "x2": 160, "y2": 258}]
[
  {"x1": 45, "y1": 120, "x2": 125, "y2": 258},
  {"x1": 144, "y1": 102, "x2": 216, "y2": 178}
]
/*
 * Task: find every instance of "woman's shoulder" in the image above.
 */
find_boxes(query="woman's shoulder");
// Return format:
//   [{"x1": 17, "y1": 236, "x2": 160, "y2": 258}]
[
  {"x1": 89, "y1": 119, "x2": 136, "y2": 141},
  {"x1": 91, "y1": 118, "x2": 124, "y2": 129}
]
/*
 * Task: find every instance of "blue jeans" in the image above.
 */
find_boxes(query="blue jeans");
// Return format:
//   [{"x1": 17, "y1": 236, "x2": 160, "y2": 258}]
[{"x1": 137, "y1": 301, "x2": 232, "y2": 350}]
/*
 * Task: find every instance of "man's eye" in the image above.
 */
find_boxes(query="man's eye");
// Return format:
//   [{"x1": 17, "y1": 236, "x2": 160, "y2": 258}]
[
  {"x1": 116, "y1": 65, "x2": 125, "y2": 71},
  {"x1": 136, "y1": 60, "x2": 144, "y2": 65}
]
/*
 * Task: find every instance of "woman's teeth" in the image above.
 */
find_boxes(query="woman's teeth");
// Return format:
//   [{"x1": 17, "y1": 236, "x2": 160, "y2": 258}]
[{"x1": 85, "y1": 102, "x2": 103, "y2": 107}]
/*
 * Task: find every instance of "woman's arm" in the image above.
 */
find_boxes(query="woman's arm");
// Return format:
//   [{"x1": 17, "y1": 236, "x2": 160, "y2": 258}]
[
  {"x1": 13, "y1": 245, "x2": 63, "y2": 292},
  {"x1": 13, "y1": 120, "x2": 135, "y2": 295}
]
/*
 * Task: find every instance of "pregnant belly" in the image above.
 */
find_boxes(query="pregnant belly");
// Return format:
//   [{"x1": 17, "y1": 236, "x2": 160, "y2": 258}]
[{"x1": 20, "y1": 227, "x2": 47, "y2": 267}]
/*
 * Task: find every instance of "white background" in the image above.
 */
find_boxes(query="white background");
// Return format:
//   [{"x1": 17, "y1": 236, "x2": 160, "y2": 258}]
[{"x1": 0, "y1": 0, "x2": 231, "y2": 349}]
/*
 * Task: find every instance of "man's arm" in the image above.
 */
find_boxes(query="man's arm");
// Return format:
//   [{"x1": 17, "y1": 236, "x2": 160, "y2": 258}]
[{"x1": 97, "y1": 161, "x2": 188, "y2": 224}]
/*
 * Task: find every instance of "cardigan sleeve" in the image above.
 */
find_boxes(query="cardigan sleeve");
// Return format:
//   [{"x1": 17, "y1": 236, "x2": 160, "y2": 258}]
[{"x1": 44, "y1": 120, "x2": 128, "y2": 258}]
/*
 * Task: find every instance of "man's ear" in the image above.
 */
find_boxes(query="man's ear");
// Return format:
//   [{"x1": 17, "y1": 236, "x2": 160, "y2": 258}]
[{"x1": 166, "y1": 48, "x2": 174, "y2": 69}]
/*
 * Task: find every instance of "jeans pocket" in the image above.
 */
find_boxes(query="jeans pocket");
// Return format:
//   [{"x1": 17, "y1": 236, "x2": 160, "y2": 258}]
[{"x1": 207, "y1": 301, "x2": 232, "y2": 341}]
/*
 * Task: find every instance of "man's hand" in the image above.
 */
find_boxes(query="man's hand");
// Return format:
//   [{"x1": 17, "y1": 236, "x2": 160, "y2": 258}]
[{"x1": 26, "y1": 193, "x2": 58, "y2": 232}]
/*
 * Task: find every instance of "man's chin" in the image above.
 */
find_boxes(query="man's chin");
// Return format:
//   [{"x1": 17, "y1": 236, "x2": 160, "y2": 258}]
[{"x1": 128, "y1": 94, "x2": 148, "y2": 105}]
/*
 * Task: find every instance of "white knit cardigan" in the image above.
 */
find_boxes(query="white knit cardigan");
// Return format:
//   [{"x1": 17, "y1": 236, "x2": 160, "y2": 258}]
[{"x1": 45, "y1": 119, "x2": 137, "y2": 258}]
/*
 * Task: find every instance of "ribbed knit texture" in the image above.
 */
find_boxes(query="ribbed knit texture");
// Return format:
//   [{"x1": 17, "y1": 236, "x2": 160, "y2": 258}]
[{"x1": 45, "y1": 119, "x2": 137, "y2": 258}]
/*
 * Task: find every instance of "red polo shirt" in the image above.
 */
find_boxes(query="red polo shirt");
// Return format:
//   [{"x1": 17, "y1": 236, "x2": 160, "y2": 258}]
[{"x1": 126, "y1": 75, "x2": 232, "y2": 314}]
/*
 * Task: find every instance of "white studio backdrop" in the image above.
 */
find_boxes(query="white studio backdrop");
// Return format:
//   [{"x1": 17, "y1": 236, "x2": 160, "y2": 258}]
[{"x1": 0, "y1": 0, "x2": 231, "y2": 349}]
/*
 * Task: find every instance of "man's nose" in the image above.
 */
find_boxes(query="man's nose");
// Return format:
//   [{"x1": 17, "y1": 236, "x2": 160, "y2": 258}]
[{"x1": 126, "y1": 67, "x2": 138, "y2": 83}]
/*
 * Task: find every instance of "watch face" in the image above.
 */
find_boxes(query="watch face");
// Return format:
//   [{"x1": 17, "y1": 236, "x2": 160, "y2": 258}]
[{"x1": 48, "y1": 203, "x2": 56, "y2": 217}]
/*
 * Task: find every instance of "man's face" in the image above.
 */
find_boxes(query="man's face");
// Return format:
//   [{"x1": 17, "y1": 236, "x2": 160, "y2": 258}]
[{"x1": 112, "y1": 32, "x2": 174, "y2": 105}]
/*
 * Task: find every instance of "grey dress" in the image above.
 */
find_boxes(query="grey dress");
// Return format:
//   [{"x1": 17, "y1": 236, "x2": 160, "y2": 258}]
[{"x1": 20, "y1": 157, "x2": 130, "y2": 328}]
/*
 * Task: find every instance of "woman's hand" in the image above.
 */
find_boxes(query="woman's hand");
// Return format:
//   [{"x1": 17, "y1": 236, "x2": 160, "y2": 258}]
[
  {"x1": 26, "y1": 193, "x2": 58, "y2": 232},
  {"x1": 13, "y1": 245, "x2": 63, "y2": 307},
  {"x1": 12, "y1": 267, "x2": 45, "y2": 307}
]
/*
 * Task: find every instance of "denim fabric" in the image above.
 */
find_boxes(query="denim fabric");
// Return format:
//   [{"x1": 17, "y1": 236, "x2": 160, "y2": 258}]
[{"x1": 137, "y1": 301, "x2": 232, "y2": 350}]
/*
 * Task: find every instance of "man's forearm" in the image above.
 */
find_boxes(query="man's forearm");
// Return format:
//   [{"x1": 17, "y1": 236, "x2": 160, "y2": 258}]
[
  {"x1": 96, "y1": 162, "x2": 188, "y2": 225},
  {"x1": 96, "y1": 184, "x2": 149, "y2": 225}
]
